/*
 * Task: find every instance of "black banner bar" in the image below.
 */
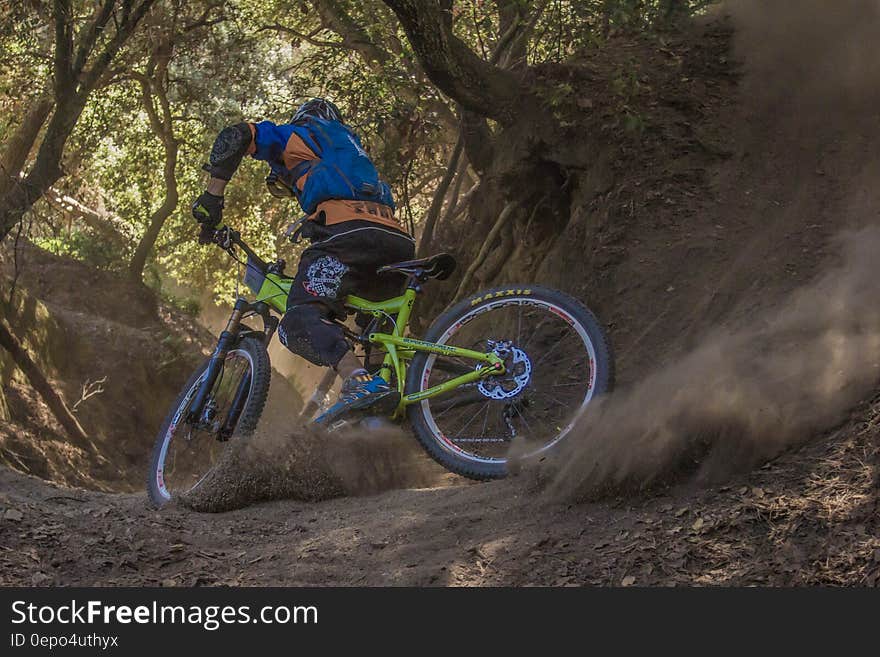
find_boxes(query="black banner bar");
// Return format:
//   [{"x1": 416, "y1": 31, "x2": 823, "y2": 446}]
[{"x1": 0, "y1": 587, "x2": 873, "y2": 652}]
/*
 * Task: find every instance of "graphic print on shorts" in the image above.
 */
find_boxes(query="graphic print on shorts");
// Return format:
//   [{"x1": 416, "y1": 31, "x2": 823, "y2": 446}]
[{"x1": 303, "y1": 255, "x2": 349, "y2": 299}]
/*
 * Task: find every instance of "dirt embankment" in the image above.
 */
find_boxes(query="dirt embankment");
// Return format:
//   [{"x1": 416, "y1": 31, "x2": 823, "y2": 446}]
[
  {"x1": 531, "y1": 0, "x2": 880, "y2": 497},
  {"x1": 0, "y1": 242, "x2": 303, "y2": 491}
]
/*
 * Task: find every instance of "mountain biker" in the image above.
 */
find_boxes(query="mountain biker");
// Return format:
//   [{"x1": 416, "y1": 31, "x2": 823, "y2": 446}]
[{"x1": 191, "y1": 98, "x2": 415, "y2": 425}]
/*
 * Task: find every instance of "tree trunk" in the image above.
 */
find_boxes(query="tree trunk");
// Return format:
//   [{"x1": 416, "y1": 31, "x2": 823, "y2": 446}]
[
  {"x1": 313, "y1": 0, "x2": 389, "y2": 72},
  {"x1": 0, "y1": 92, "x2": 86, "y2": 240},
  {"x1": 129, "y1": 50, "x2": 180, "y2": 281},
  {"x1": 418, "y1": 134, "x2": 463, "y2": 256},
  {"x1": 0, "y1": 0, "x2": 157, "y2": 242},
  {"x1": 0, "y1": 97, "x2": 53, "y2": 200},
  {"x1": 43, "y1": 186, "x2": 128, "y2": 248},
  {"x1": 0, "y1": 316, "x2": 96, "y2": 454},
  {"x1": 382, "y1": 0, "x2": 527, "y2": 123},
  {"x1": 128, "y1": 144, "x2": 178, "y2": 279}
]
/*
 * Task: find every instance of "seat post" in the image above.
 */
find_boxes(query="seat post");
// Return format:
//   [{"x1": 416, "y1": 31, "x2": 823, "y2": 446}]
[{"x1": 405, "y1": 274, "x2": 423, "y2": 293}]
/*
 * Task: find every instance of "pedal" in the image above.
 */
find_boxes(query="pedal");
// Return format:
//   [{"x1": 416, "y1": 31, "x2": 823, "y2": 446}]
[
  {"x1": 326, "y1": 418, "x2": 353, "y2": 433},
  {"x1": 359, "y1": 390, "x2": 400, "y2": 415},
  {"x1": 314, "y1": 391, "x2": 400, "y2": 429}
]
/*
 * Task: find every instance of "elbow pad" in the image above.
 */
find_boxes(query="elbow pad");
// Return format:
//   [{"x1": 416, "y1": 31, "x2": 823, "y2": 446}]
[{"x1": 203, "y1": 122, "x2": 252, "y2": 181}]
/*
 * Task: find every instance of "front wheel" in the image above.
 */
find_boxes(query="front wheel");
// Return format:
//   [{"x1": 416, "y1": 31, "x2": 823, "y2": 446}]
[
  {"x1": 146, "y1": 336, "x2": 271, "y2": 507},
  {"x1": 406, "y1": 285, "x2": 614, "y2": 480}
]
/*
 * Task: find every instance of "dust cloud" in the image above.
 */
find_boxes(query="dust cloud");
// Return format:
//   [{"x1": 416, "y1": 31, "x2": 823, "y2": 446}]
[
  {"x1": 543, "y1": 227, "x2": 880, "y2": 498},
  {"x1": 179, "y1": 401, "x2": 443, "y2": 513},
  {"x1": 728, "y1": 0, "x2": 880, "y2": 110},
  {"x1": 541, "y1": 0, "x2": 880, "y2": 499}
]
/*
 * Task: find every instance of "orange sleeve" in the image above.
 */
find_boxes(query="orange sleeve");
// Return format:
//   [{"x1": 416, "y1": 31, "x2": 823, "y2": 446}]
[{"x1": 246, "y1": 123, "x2": 256, "y2": 155}]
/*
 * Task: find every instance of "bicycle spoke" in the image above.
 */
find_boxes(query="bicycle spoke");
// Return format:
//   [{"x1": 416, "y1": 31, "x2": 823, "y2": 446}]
[
  {"x1": 517, "y1": 304, "x2": 523, "y2": 345},
  {"x1": 530, "y1": 336, "x2": 567, "y2": 370},
  {"x1": 419, "y1": 296, "x2": 599, "y2": 463},
  {"x1": 511, "y1": 402, "x2": 535, "y2": 437},
  {"x1": 450, "y1": 402, "x2": 491, "y2": 437},
  {"x1": 522, "y1": 316, "x2": 554, "y2": 350},
  {"x1": 432, "y1": 391, "x2": 483, "y2": 419},
  {"x1": 528, "y1": 389, "x2": 570, "y2": 408}
]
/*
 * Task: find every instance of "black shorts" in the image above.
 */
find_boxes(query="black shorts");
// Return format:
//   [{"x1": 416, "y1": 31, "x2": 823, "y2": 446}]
[
  {"x1": 277, "y1": 220, "x2": 415, "y2": 367},
  {"x1": 288, "y1": 220, "x2": 415, "y2": 309}
]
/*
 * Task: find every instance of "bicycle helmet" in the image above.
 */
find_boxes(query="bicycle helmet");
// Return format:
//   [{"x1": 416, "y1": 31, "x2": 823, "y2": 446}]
[{"x1": 290, "y1": 98, "x2": 344, "y2": 124}]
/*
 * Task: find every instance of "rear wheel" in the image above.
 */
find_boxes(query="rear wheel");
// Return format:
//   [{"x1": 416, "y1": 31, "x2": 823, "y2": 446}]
[
  {"x1": 406, "y1": 285, "x2": 613, "y2": 479},
  {"x1": 146, "y1": 336, "x2": 271, "y2": 507}
]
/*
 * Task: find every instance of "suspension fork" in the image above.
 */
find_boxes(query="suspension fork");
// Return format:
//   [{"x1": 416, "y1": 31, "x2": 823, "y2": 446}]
[
  {"x1": 186, "y1": 298, "x2": 249, "y2": 424},
  {"x1": 221, "y1": 370, "x2": 251, "y2": 438},
  {"x1": 220, "y1": 304, "x2": 278, "y2": 437}
]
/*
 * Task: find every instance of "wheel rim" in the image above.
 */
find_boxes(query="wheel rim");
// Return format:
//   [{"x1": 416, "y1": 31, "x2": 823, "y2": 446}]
[
  {"x1": 154, "y1": 349, "x2": 255, "y2": 501},
  {"x1": 418, "y1": 297, "x2": 597, "y2": 465}
]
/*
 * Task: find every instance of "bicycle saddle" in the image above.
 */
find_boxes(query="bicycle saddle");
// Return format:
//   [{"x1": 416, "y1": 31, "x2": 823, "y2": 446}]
[{"x1": 377, "y1": 253, "x2": 457, "y2": 280}]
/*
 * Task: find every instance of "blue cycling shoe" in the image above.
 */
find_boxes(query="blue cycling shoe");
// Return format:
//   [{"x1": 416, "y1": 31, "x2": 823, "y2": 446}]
[{"x1": 313, "y1": 371, "x2": 400, "y2": 427}]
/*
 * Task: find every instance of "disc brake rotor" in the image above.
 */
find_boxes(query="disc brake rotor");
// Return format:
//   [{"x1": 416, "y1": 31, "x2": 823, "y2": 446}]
[{"x1": 478, "y1": 341, "x2": 532, "y2": 400}]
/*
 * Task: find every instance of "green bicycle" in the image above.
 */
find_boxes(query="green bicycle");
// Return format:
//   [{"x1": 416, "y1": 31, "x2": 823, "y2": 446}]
[{"x1": 147, "y1": 225, "x2": 614, "y2": 507}]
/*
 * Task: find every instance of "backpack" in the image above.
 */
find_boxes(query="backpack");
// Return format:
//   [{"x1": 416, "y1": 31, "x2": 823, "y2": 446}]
[{"x1": 287, "y1": 117, "x2": 395, "y2": 215}]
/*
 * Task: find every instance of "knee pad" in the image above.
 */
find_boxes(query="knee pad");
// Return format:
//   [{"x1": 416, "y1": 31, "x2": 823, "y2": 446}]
[{"x1": 278, "y1": 304, "x2": 349, "y2": 367}]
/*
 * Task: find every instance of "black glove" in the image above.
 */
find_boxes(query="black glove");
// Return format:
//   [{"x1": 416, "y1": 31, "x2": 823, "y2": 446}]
[
  {"x1": 197, "y1": 223, "x2": 217, "y2": 245},
  {"x1": 191, "y1": 191, "x2": 224, "y2": 227}
]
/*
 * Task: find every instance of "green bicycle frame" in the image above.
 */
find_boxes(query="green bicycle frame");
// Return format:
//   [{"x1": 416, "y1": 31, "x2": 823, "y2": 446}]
[{"x1": 252, "y1": 273, "x2": 504, "y2": 412}]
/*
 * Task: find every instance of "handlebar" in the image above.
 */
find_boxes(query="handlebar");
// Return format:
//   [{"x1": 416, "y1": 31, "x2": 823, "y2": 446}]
[
  {"x1": 210, "y1": 225, "x2": 289, "y2": 277},
  {"x1": 210, "y1": 226, "x2": 270, "y2": 273}
]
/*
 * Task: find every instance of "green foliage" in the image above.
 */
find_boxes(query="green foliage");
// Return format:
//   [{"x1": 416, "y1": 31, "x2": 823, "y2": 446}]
[
  {"x1": 158, "y1": 289, "x2": 202, "y2": 316},
  {"x1": 2, "y1": 0, "x2": 716, "y2": 303},
  {"x1": 32, "y1": 230, "x2": 120, "y2": 270}
]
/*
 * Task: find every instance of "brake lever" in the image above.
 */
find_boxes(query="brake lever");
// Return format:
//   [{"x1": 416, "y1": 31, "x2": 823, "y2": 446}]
[{"x1": 214, "y1": 226, "x2": 234, "y2": 250}]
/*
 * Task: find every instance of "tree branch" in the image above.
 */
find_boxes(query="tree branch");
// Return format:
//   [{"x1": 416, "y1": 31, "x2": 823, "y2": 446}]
[
  {"x1": 71, "y1": 0, "x2": 117, "y2": 78},
  {"x1": 419, "y1": 133, "x2": 462, "y2": 256},
  {"x1": 258, "y1": 23, "x2": 346, "y2": 50},
  {"x1": 381, "y1": 0, "x2": 527, "y2": 124},
  {"x1": 52, "y1": 0, "x2": 74, "y2": 96},
  {"x1": 313, "y1": 0, "x2": 390, "y2": 70},
  {"x1": 80, "y1": 0, "x2": 157, "y2": 95},
  {"x1": 452, "y1": 200, "x2": 519, "y2": 302}
]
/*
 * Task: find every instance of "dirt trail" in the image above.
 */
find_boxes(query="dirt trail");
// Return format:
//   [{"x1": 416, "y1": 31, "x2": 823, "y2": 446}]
[
  {"x1": 2, "y1": 3, "x2": 880, "y2": 585},
  {"x1": 1, "y1": 399, "x2": 877, "y2": 586}
]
